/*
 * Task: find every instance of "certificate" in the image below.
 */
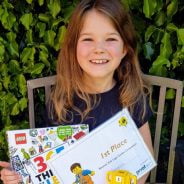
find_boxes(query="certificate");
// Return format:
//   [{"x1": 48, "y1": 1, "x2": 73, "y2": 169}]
[{"x1": 48, "y1": 108, "x2": 156, "y2": 183}]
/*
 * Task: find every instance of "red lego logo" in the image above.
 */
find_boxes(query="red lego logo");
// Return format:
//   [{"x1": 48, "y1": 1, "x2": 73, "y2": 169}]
[{"x1": 15, "y1": 133, "x2": 27, "y2": 144}]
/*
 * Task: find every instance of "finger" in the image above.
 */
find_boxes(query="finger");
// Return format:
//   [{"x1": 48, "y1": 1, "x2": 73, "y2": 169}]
[
  {"x1": 1, "y1": 169, "x2": 22, "y2": 184},
  {"x1": 0, "y1": 161, "x2": 11, "y2": 168}
]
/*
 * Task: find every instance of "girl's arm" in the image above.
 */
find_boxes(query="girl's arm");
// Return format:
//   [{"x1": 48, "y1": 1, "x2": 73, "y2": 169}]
[
  {"x1": 138, "y1": 122, "x2": 154, "y2": 184},
  {"x1": 0, "y1": 161, "x2": 22, "y2": 184}
]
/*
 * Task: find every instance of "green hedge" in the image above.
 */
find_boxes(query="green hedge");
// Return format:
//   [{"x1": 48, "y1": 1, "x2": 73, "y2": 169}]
[{"x1": 0, "y1": 0, "x2": 183, "y2": 170}]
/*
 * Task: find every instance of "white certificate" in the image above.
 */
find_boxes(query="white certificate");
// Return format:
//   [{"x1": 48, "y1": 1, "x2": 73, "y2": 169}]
[{"x1": 48, "y1": 108, "x2": 156, "y2": 183}]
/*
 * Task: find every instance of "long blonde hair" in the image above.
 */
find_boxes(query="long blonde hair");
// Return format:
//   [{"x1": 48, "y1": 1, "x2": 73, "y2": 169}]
[{"x1": 49, "y1": 0, "x2": 147, "y2": 122}]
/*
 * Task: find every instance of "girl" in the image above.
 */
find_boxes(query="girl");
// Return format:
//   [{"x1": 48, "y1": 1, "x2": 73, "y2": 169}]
[{"x1": 0, "y1": 0, "x2": 153, "y2": 183}]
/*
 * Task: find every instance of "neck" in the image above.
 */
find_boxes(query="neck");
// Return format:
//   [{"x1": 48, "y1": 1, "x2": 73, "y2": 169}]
[{"x1": 83, "y1": 77, "x2": 116, "y2": 94}]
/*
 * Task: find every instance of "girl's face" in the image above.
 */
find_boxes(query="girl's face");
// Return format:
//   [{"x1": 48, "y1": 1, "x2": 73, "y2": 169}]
[{"x1": 77, "y1": 9, "x2": 127, "y2": 85}]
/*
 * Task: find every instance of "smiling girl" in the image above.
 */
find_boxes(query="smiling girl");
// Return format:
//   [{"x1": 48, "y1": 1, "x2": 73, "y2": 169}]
[{"x1": 0, "y1": 0, "x2": 153, "y2": 184}]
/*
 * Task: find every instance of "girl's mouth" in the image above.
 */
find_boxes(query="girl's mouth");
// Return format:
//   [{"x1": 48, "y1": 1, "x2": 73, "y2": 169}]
[{"x1": 89, "y1": 59, "x2": 109, "y2": 64}]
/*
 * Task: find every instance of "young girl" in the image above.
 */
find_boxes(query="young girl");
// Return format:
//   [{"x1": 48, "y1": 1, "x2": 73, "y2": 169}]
[{"x1": 0, "y1": 0, "x2": 153, "y2": 183}]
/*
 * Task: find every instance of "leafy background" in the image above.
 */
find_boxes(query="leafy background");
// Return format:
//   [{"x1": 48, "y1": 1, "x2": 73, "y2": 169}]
[{"x1": 0, "y1": 0, "x2": 183, "y2": 182}]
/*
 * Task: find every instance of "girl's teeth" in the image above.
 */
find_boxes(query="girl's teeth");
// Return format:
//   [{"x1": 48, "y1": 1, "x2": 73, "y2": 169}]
[{"x1": 90, "y1": 59, "x2": 108, "y2": 64}]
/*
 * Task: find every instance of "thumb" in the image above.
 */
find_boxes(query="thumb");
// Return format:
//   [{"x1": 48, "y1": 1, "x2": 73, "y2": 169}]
[{"x1": 0, "y1": 161, "x2": 11, "y2": 168}]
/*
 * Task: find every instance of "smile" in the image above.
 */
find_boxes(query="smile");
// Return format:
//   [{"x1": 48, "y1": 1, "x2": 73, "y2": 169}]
[{"x1": 89, "y1": 59, "x2": 109, "y2": 64}]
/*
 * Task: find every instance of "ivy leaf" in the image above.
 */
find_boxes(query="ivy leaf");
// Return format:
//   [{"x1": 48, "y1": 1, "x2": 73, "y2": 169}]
[
  {"x1": 16, "y1": 74, "x2": 27, "y2": 96},
  {"x1": 47, "y1": 0, "x2": 61, "y2": 18},
  {"x1": 143, "y1": 0, "x2": 157, "y2": 18},
  {"x1": 26, "y1": 30, "x2": 33, "y2": 43},
  {"x1": 19, "y1": 97, "x2": 27, "y2": 111},
  {"x1": 3, "y1": 76, "x2": 10, "y2": 90},
  {"x1": 167, "y1": 0, "x2": 178, "y2": 20},
  {"x1": 177, "y1": 29, "x2": 184, "y2": 45},
  {"x1": 6, "y1": 32, "x2": 19, "y2": 57},
  {"x1": 181, "y1": 96, "x2": 184, "y2": 108},
  {"x1": 20, "y1": 13, "x2": 33, "y2": 30},
  {"x1": 149, "y1": 56, "x2": 170, "y2": 77},
  {"x1": 166, "y1": 23, "x2": 178, "y2": 32},
  {"x1": 1, "y1": 11, "x2": 16, "y2": 30},
  {"x1": 0, "y1": 82, "x2": 2, "y2": 91},
  {"x1": 0, "y1": 44, "x2": 5, "y2": 62},
  {"x1": 30, "y1": 63, "x2": 45, "y2": 75},
  {"x1": 39, "y1": 49, "x2": 50, "y2": 67},
  {"x1": 26, "y1": 0, "x2": 33, "y2": 4},
  {"x1": 36, "y1": 22, "x2": 46, "y2": 38},
  {"x1": 6, "y1": 93, "x2": 18, "y2": 105},
  {"x1": 38, "y1": 0, "x2": 44, "y2": 6},
  {"x1": 145, "y1": 25, "x2": 156, "y2": 41},
  {"x1": 143, "y1": 42, "x2": 154, "y2": 60},
  {"x1": 155, "y1": 11, "x2": 165, "y2": 26},
  {"x1": 21, "y1": 47, "x2": 36, "y2": 64},
  {"x1": 8, "y1": 60, "x2": 21, "y2": 74},
  {"x1": 51, "y1": 18, "x2": 64, "y2": 28},
  {"x1": 43, "y1": 30, "x2": 56, "y2": 47},
  {"x1": 0, "y1": 64, "x2": 8, "y2": 77},
  {"x1": 160, "y1": 32, "x2": 172, "y2": 58},
  {"x1": 11, "y1": 102, "x2": 19, "y2": 116},
  {"x1": 166, "y1": 89, "x2": 175, "y2": 100},
  {"x1": 38, "y1": 13, "x2": 51, "y2": 23},
  {"x1": 54, "y1": 25, "x2": 66, "y2": 51}
]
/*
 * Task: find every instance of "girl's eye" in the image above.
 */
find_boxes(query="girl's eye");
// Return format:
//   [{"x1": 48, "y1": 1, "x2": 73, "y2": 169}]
[
  {"x1": 106, "y1": 38, "x2": 117, "y2": 41},
  {"x1": 82, "y1": 38, "x2": 93, "y2": 41}
]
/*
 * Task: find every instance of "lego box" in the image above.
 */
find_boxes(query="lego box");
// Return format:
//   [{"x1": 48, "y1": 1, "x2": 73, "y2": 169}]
[{"x1": 6, "y1": 124, "x2": 89, "y2": 184}]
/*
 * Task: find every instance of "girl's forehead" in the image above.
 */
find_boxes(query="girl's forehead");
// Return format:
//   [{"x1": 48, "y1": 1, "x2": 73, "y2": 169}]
[{"x1": 80, "y1": 9, "x2": 118, "y2": 34}]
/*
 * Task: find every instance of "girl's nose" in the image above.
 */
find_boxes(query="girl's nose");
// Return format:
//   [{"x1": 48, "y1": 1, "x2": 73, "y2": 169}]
[{"x1": 94, "y1": 42, "x2": 105, "y2": 54}]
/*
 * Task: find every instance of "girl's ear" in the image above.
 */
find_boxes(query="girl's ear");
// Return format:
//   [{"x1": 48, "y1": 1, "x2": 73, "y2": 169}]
[{"x1": 122, "y1": 46, "x2": 127, "y2": 59}]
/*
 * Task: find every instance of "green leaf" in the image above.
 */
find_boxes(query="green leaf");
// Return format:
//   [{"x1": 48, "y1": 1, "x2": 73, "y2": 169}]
[
  {"x1": 0, "y1": 44, "x2": 5, "y2": 62},
  {"x1": 149, "y1": 56, "x2": 170, "y2": 77},
  {"x1": 20, "y1": 13, "x2": 33, "y2": 30},
  {"x1": 155, "y1": 11, "x2": 165, "y2": 26},
  {"x1": 181, "y1": 96, "x2": 184, "y2": 108},
  {"x1": 6, "y1": 93, "x2": 18, "y2": 105},
  {"x1": 11, "y1": 102, "x2": 19, "y2": 115},
  {"x1": 36, "y1": 22, "x2": 46, "y2": 38},
  {"x1": 166, "y1": 89, "x2": 175, "y2": 100},
  {"x1": 39, "y1": 50, "x2": 50, "y2": 67},
  {"x1": 167, "y1": 0, "x2": 178, "y2": 20},
  {"x1": 43, "y1": 30, "x2": 56, "y2": 47},
  {"x1": 38, "y1": 13, "x2": 51, "y2": 23},
  {"x1": 145, "y1": 25, "x2": 156, "y2": 41},
  {"x1": 160, "y1": 32, "x2": 172, "y2": 58},
  {"x1": 26, "y1": 0, "x2": 33, "y2": 4},
  {"x1": 51, "y1": 18, "x2": 64, "y2": 28},
  {"x1": 0, "y1": 63, "x2": 8, "y2": 76},
  {"x1": 16, "y1": 74, "x2": 27, "y2": 96},
  {"x1": 177, "y1": 29, "x2": 184, "y2": 45},
  {"x1": 38, "y1": 0, "x2": 44, "y2": 6},
  {"x1": 47, "y1": 0, "x2": 61, "y2": 18},
  {"x1": 20, "y1": 47, "x2": 36, "y2": 63},
  {"x1": 3, "y1": 76, "x2": 10, "y2": 90},
  {"x1": 54, "y1": 25, "x2": 66, "y2": 51},
  {"x1": 166, "y1": 23, "x2": 178, "y2": 32},
  {"x1": 143, "y1": 42, "x2": 154, "y2": 60},
  {"x1": 30, "y1": 63, "x2": 45, "y2": 75},
  {"x1": 143, "y1": 0, "x2": 157, "y2": 18},
  {"x1": 6, "y1": 32, "x2": 19, "y2": 57},
  {"x1": 1, "y1": 11, "x2": 16, "y2": 30},
  {"x1": 19, "y1": 97, "x2": 27, "y2": 111},
  {"x1": 178, "y1": 122, "x2": 184, "y2": 136},
  {"x1": 8, "y1": 60, "x2": 21, "y2": 74},
  {"x1": 26, "y1": 30, "x2": 33, "y2": 43}
]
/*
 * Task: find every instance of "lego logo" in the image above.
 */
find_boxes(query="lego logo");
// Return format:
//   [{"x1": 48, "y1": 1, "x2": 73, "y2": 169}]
[{"x1": 15, "y1": 133, "x2": 27, "y2": 144}]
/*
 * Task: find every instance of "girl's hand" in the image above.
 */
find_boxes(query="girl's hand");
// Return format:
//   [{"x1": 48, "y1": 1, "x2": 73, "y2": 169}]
[{"x1": 0, "y1": 161, "x2": 22, "y2": 184}]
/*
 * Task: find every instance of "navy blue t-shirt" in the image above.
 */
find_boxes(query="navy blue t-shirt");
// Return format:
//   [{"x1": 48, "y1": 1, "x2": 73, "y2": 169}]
[{"x1": 45, "y1": 83, "x2": 152, "y2": 131}]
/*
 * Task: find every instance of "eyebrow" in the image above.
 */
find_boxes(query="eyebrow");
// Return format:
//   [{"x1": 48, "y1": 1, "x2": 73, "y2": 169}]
[{"x1": 80, "y1": 32, "x2": 120, "y2": 36}]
